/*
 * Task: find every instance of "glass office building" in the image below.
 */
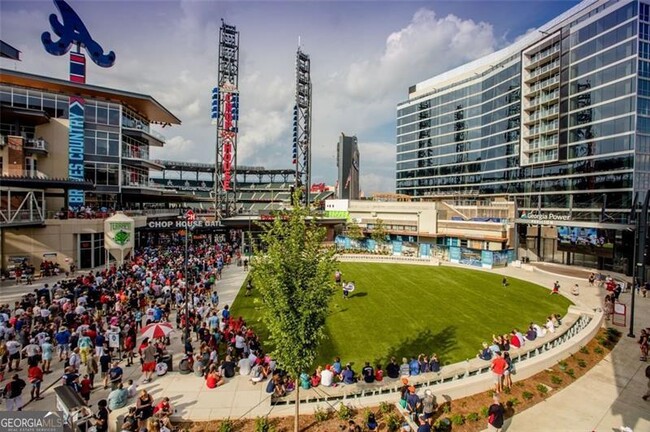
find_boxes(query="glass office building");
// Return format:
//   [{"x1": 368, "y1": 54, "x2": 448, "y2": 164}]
[{"x1": 396, "y1": 0, "x2": 648, "y2": 272}]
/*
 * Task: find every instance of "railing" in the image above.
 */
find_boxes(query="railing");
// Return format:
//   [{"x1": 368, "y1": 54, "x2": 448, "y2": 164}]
[
  {"x1": 122, "y1": 208, "x2": 183, "y2": 217},
  {"x1": 529, "y1": 74, "x2": 560, "y2": 93},
  {"x1": 528, "y1": 136, "x2": 559, "y2": 151},
  {"x1": 528, "y1": 44, "x2": 560, "y2": 65},
  {"x1": 529, "y1": 105, "x2": 559, "y2": 122},
  {"x1": 528, "y1": 121, "x2": 559, "y2": 136},
  {"x1": 271, "y1": 313, "x2": 594, "y2": 406},
  {"x1": 122, "y1": 117, "x2": 150, "y2": 133},
  {"x1": 24, "y1": 138, "x2": 48, "y2": 152},
  {"x1": 122, "y1": 145, "x2": 150, "y2": 160},
  {"x1": 528, "y1": 90, "x2": 559, "y2": 108},
  {"x1": 529, "y1": 59, "x2": 560, "y2": 80}
]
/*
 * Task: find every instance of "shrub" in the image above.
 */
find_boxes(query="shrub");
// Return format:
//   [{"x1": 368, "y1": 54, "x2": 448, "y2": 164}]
[
  {"x1": 599, "y1": 339, "x2": 612, "y2": 348},
  {"x1": 558, "y1": 360, "x2": 568, "y2": 371},
  {"x1": 522, "y1": 391, "x2": 534, "y2": 400},
  {"x1": 254, "y1": 416, "x2": 271, "y2": 432},
  {"x1": 503, "y1": 386, "x2": 511, "y2": 395},
  {"x1": 442, "y1": 403, "x2": 451, "y2": 414},
  {"x1": 594, "y1": 347, "x2": 604, "y2": 355},
  {"x1": 508, "y1": 397, "x2": 520, "y2": 407},
  {"x1": 337, "y1": 403, "x2": 353, "y2": 421},
  {"x1": 363, "y1": 409, "x2": 375, "y2": 424},
  {"x1": 536, "y1": 384, "x2": 548, "y2": 395},
  {"x1": 434, "y1": 418, "x2": 452, "y2": 432},
  {"x1": 480, "y1": 406, "x2": 489, "y2": 418},
  {"x1": 606, "y1": 327, "x2": 621, "y2": 338},
  {"x1": 579, "y1": 346, "x2": 589, "y2": 354},
  {"x1": 313, "y1": 406, "x2": 329, "y2": 422},
  {"x1": 450, "y1": 414, "x2": 465, "y2": 426},
  {"x1": 219, "y1": 419, "x2": 234, "y2": 432},
  {"x1": 385, "y1": 413, "x2": 401, "y2": 432},
  {"x1": 515, "y1": 381, "x2": 524, "y2": 388},
  {"x1": 566, "y1": 368, "x2": 576, "y2": 378},
  {"x1": 550, "y1": 375, "x2": 563, "y2": 385},
  {"x1": 577, "y1": 359, "x2": 587, "y2": 368},
  {"x1": 379, "y1": 401, "x2": 392, "y2": 414},
  {"x1": 466, "y1": 412, "x2": 480, "y2": 422}
]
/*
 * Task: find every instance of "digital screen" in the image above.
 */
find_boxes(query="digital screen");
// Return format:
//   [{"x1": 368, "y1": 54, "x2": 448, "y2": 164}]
[{"x1": 557, "y1": 226, "x2": 614, "y2": 257}]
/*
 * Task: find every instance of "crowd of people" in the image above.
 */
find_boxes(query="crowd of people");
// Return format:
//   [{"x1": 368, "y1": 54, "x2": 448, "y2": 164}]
[{"x1": 0, "y1": 232, "x2": 243, "y2": 432}]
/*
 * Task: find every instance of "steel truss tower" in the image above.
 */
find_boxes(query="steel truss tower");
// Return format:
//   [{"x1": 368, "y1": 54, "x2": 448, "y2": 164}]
[
  {"x1": 211, "y1": 20, "x2": 240, "y2": 219},
  {"x1": 292, "y1": 47, "x2": 312, "y2": 206}
]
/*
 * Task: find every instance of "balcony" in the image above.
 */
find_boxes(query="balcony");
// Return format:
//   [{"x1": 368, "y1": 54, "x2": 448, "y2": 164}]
[
  {"x1": 525, "y1": 59, "x2": 560, "y2": 83},
  {"x1": 122, "y1": 117, "x2": 166, "y2": 147},
  {"x1": 121, "y1": 145, "x2": 164, "y2": 170},
  {"x1": 525, "y1": 105, "x2": 559, "y2": 125},
  {"x1": 23, "y1": 138, "x2": 49, "y2": 154},
  {"x1": 527, "y1": 74, "x2": 560, "y2": 97},
  {"x1": 526, "y1": 44, "x2": 560, "y2": 69}
]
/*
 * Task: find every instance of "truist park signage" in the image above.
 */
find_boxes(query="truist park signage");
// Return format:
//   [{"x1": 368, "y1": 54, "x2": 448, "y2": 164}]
[{"x1": 41, "y1": 0, "x2": 116, "y2": 208}]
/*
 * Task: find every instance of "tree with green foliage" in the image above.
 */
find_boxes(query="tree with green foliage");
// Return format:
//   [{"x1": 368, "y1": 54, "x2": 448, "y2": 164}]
[
  {"x1": 370, "y1": 218, "x2": 388, "y2": 248},
  {"x1": 250, "y1": 200, "x2": 338, "y2": 432},
  {"x1": 346, "y1": 220, "x2": 365, "y2": 243}
]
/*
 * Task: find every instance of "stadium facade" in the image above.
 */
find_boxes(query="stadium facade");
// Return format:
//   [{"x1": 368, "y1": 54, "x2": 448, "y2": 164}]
[{"x1": 396, "y1": 0, "x2": 648, "y2": 272}]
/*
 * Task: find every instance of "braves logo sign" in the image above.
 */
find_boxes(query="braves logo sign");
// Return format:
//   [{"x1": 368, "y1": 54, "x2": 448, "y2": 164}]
[{"x1": 41, "y1": 0, "x2": 116, "y2": 67}]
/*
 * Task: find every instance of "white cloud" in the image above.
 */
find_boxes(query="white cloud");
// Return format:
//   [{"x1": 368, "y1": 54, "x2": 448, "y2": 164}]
[{"x1": 1, "y1": 2, "x2": 501, "y2": 194}]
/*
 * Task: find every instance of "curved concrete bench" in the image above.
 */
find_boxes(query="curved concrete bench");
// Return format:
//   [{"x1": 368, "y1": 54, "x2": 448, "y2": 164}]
[
  {"x1": 271, "y1": 306, "x2": 597, "y2": 409},
  {"x1": 337, "y1": 254, "x2": 440, "y2": 266}
]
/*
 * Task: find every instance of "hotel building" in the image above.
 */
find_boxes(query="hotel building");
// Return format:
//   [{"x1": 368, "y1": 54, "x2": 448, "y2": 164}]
[{"x1": 396, "y1": 0, "x2": 647, "y2": 272}]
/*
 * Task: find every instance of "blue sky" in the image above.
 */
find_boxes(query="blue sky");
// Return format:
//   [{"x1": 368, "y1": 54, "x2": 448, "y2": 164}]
[{"x1": 0, "y1": 0, "x2": 580, "y2": 193}]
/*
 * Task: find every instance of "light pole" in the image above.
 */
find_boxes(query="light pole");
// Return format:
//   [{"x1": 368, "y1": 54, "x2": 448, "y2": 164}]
[{"x1": 183, "y1": 210, "x2": 195, "y2": 343}]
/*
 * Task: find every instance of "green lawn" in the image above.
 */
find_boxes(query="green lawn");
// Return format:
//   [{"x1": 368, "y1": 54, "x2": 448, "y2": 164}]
[{"x1": 230, "y1": 263, "x2": 572, "y2": 370}]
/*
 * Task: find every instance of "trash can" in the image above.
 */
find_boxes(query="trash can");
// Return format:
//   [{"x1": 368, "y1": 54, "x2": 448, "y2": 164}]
[{"x1": 161, "y1": 353, "x2": 173, "y2": 372}]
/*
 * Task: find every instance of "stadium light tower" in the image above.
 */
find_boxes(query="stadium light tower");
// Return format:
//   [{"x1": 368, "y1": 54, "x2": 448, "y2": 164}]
[
  {"x1": 212, "y1": 20, "x2": 240, "y2": 219},
  {"x1": 292, "y1": 44, "x2": 312, "y2": 207}
]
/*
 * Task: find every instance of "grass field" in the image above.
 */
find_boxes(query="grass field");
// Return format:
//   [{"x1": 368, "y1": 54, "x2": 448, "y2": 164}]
[{"x1": 230, "y1": 263, "x2": 572, "y2": 370}]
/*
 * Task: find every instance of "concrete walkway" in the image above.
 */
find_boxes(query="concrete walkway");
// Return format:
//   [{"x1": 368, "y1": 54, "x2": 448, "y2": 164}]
[{"x1": 480, "y1": 263, "x2": 650, "y2": 432}]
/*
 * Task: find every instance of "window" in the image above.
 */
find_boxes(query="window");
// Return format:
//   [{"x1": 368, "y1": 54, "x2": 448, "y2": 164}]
[
  {"x1": 642, "y1": 3, "x2": 650, "y2": 23},
  {"x1": 641, "y1": 22, "x2": 650, "y2": 41}
]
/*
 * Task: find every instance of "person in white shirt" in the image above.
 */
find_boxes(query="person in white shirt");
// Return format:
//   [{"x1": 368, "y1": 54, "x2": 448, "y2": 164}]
[
  {"x1": 533, "y1": 323, "x2": 546, "y2": 338},
  {"x1": 238, "y1": 357, "x2": 251, "y2": 376},
  {"x1": 320, "y1": 365, "x2": 334, "y2": 387},
  {"x1": 6, "y1": 338, "x2": 22, "y2": 371},
  {"x1": 545, "y1": 316, "x2": 556, "y2": 334}
]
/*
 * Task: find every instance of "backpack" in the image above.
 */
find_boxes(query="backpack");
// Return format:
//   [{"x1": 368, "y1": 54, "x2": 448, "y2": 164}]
[{"x1": 645, "y1": 365, "x2": 650, "y2": 379}]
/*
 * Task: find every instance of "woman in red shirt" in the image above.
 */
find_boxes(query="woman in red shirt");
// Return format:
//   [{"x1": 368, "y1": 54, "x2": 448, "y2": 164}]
[
  {"x1": 28, "y1": 364, "x2": 44, "y2": 400},
  {"x1": 205, "y1": 365, "x2": 224, "y2": 388}
]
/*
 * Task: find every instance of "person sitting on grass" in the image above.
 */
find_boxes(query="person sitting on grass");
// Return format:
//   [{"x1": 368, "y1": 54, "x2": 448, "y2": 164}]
[
  {"x1": 409, "y1": 357, "x2": 420, "y2": 376},
  {"x1": 386, "y1": 357, "x2": 400, "y2": 379},
  {"x1": 399, "y1": 357, "x2": 410, "y2": 377},
  {"x1": 320, "y1": 364, "x2": 334, "y2": 387},
  {"x1": 362, "y1": 362, "x2": 375, "y2": 383},
  {"x1": 525, "y1": 325, "x2": 537, "y2": 341},
  {"x1": 310, "y1": 367, "x2": 321, "y2": 387},
  {"x1": 545, "y1": 316, "x2": 556, "y2": 334},
  {"x1": 341, "y1": 363, "x2": 356, "y2": 385},
  {"x1": 532, "y1": 322, "x2": 546, "y2": 338},
  {"x1": 374, "y1": 364, "x2": 384, "y2": 382},
  {"x1": 429, "y1": 354, "x2": 441, "y2": 373},
  {"x1": 477, "y1": 342, "x2": 493, "y2": 361},
  {"x1": 332, "y1": 356, "x2": 343, "y2": 375}
]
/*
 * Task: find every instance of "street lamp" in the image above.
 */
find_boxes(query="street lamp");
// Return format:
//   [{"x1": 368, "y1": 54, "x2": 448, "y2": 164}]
[{"x1": 183, "y1": 210, "x2": 195, "y2": 343}]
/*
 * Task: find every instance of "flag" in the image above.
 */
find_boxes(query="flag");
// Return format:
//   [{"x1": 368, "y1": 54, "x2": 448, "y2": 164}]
[{"x1": 345, "y1": 174, "x2": 351, "y2": 189}]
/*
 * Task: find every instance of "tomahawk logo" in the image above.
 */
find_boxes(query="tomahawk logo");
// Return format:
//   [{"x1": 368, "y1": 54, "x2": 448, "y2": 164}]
[{"x1": 41, "y1": 0, "x2": 116, "y2": 67}]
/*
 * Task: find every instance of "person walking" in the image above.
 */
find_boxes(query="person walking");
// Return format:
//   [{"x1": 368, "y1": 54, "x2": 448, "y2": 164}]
[
  {"x1": 28, "y1": 362, "x2": 44, "y2": 400},
  {"x1": 3, "y1": 374, "x2": 27, "y2": 411}
]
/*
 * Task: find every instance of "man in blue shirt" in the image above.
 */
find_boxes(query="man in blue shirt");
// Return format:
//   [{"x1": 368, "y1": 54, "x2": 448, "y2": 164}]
[
  {"x1": 409, "y1": 357, "x2": 420, "y2": 376},
  {"x1": 332, "y1": 357, "x2": 342, "y2": 375},
  {"x1": 341, "y1": 364, "x2": 356, "y2": 385},
  {"x1": 55, "y1": 327, "x2": 71, "y2": 362}
]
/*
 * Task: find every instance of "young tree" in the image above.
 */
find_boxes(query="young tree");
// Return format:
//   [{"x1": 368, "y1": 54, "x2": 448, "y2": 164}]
[
  {"x1": 250, "y1": 199, "x2": 338, "y2": 432},
  {"x1": 345, "y1": 220, "x2": 365, "y2": 243},
  {"x1": 370, "y1": 218, "x2": 388, "y2": 246}
]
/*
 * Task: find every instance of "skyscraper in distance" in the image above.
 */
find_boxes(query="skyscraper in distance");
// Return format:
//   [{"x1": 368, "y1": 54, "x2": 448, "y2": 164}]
[{"x1": 337, "y1": 133, "x2": 360, "y2": 199}]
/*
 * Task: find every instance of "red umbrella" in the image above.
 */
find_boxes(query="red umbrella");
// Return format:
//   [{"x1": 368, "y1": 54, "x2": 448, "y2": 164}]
[{"x1": 140, "y1": 322, "x2": 174, "y2": 339}]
